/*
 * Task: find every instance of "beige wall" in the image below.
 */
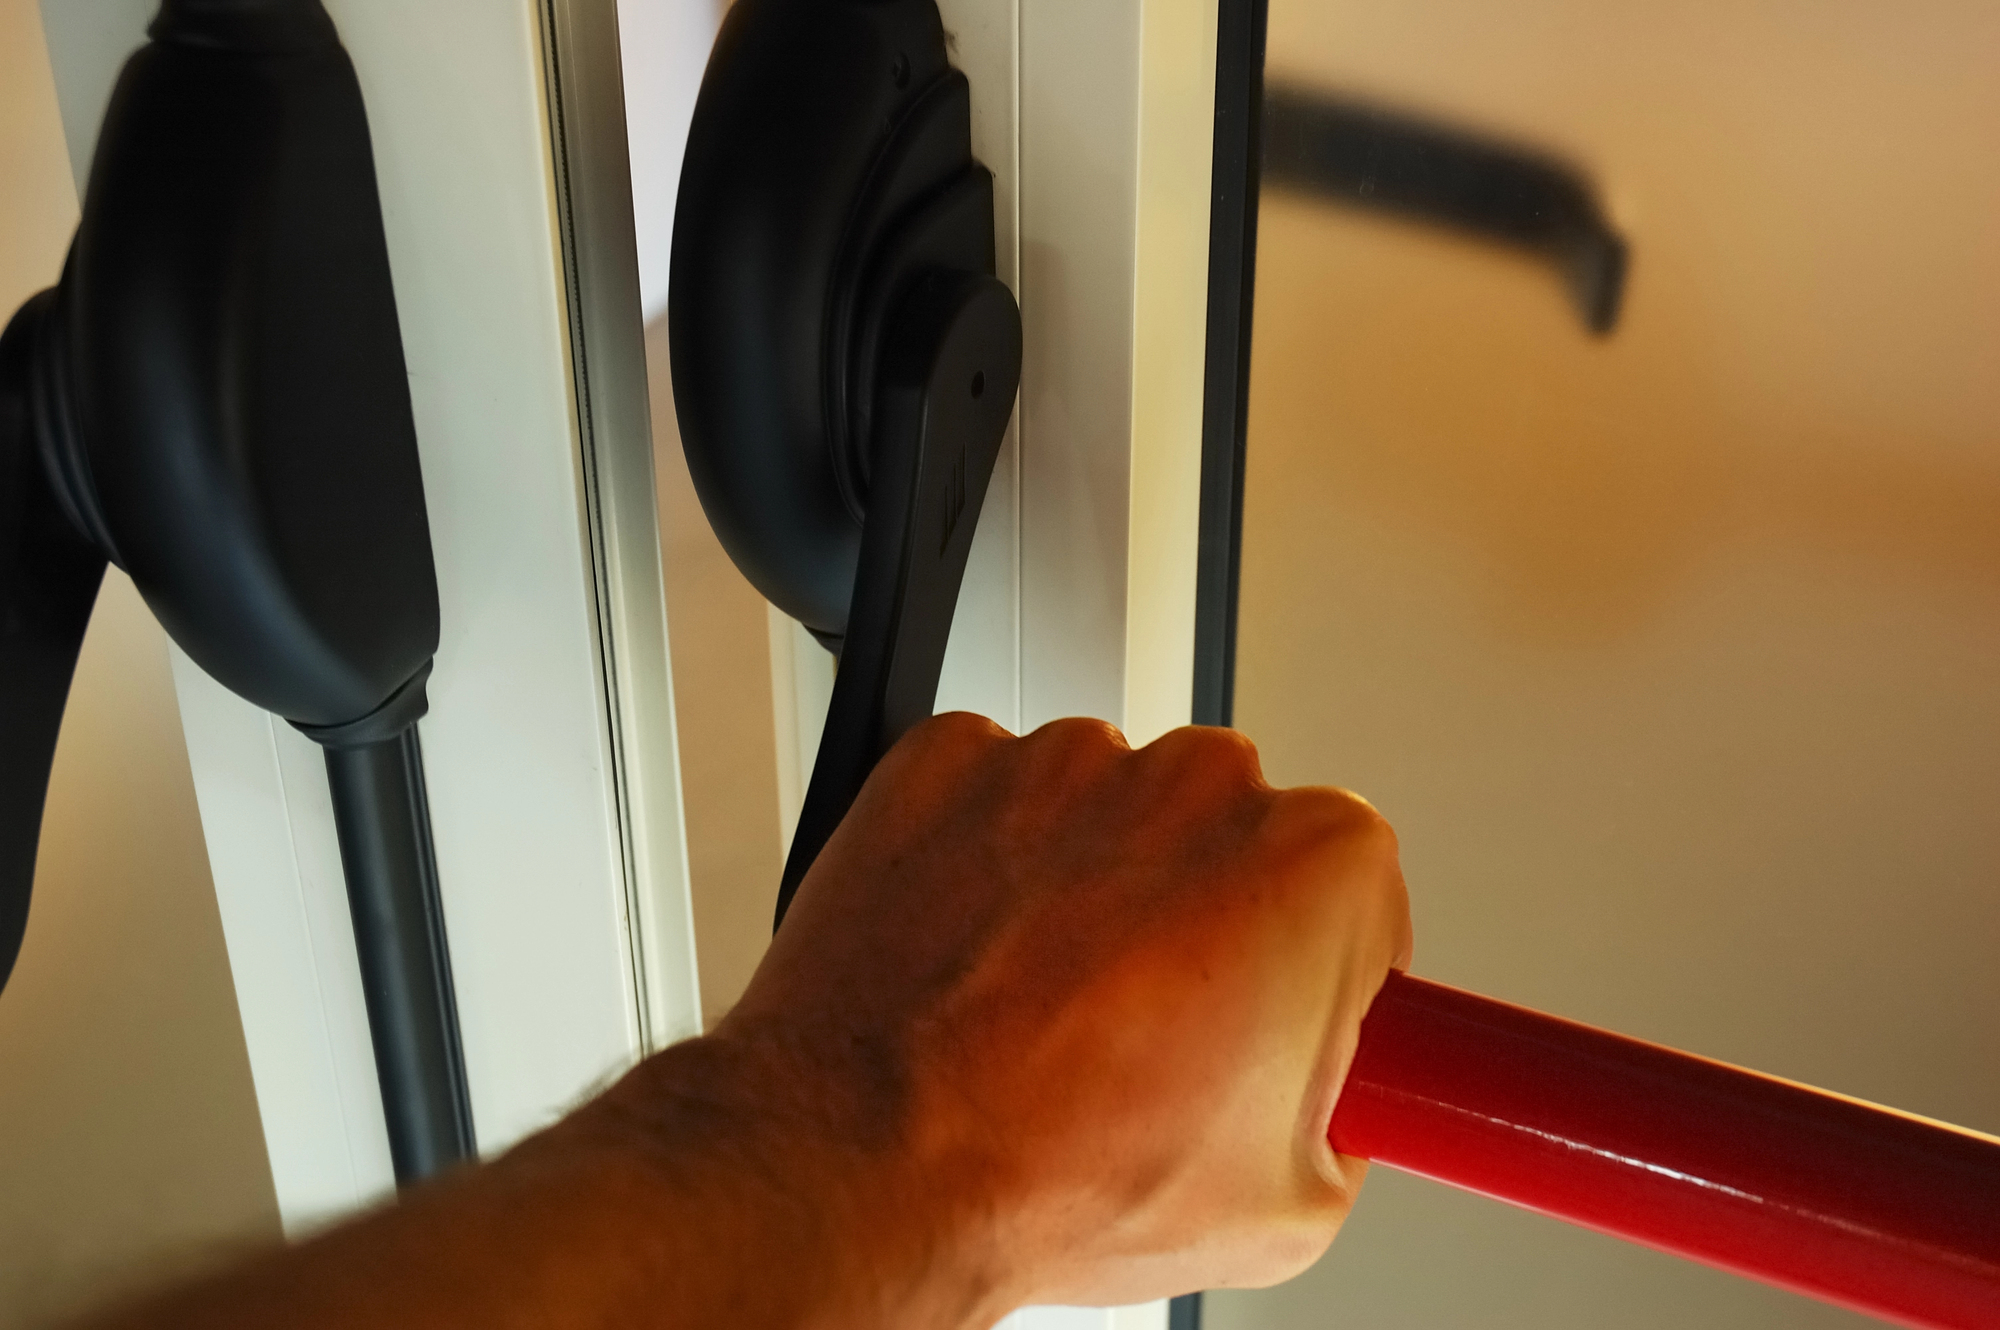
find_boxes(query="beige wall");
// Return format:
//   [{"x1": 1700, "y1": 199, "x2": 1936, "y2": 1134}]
[
  {"x1": 1210, "y1": 1, "x2": 1998, "y2": 1327},
  {"x1": 0, "y1": 2, "x2": 279, "y2": 1324}
]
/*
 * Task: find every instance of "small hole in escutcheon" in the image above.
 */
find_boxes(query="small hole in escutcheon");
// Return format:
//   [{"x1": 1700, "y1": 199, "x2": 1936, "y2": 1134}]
[{"x1": 971, "y1": 370, "x2": 986, "y2": 399}]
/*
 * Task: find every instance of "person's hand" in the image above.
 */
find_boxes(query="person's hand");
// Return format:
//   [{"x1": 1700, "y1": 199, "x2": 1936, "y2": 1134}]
[
  {"x1": 701, "y1": 714, "x2": 1413, "y2": 1315},
  {"x1": 74, "y1": 714, "x2": 1409, "y2": 1330}
]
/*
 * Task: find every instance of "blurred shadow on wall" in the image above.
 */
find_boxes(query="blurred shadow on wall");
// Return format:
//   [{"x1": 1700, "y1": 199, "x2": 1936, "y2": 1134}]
[
  {"x1": 1261, "y1": 86, "x2": 1629, "y2": 335},
  {"x1": 1248, "y1": 189, "x2": 2000, "y2": 645}
]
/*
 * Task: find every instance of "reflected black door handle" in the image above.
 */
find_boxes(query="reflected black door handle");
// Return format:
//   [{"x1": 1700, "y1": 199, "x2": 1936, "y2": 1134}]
[{"x1": 0, "y1": 0, "x2": 472, "y2": 1185}]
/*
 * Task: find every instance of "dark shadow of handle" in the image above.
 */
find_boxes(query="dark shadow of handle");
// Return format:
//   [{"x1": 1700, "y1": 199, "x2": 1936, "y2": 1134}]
[{"x1": 1263, "y1": 87, "x2": 1627, "y2": 334}]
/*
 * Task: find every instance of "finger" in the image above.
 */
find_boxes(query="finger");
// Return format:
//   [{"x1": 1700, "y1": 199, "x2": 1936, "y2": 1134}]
[{"x1": 1136, "y1": 724, "x2": 1271, "y2": 793}]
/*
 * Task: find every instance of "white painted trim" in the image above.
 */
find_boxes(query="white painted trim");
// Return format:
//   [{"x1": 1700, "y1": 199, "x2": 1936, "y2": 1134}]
[
  {"x1": 41, "y1": 0, "x2": 701, "y2": 1229},
  {"x1": 1015, "y1": 0, "x2": 1217, "y2": 747},
  {"x1": 167, "y1": 652, "x2": 396, "y2": 1231},
  {"x1": 540, "y1": 0, "x2": 705, "y2": 1056},
  {"x1": 1126, "y1": 0, "x2": 1221, "y2": 746}
]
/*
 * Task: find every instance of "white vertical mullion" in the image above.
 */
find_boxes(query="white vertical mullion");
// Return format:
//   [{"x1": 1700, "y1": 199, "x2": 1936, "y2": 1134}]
[
  {"x1": 1015, "y1": 0, "x2": 1214, "y2": 748},
  {"x1": 540, "y1": 0, "x2": 705, "y2": 1053},
  {"x1": 167, "y1": 651, "x2": 396, "y2": 1232},
  {"x1": 1018, "y1": 0, "x2": 1145, "y2": 733},
  {"x1": 1125, "y1": 0, "x2": 1218, "y2": 747}
]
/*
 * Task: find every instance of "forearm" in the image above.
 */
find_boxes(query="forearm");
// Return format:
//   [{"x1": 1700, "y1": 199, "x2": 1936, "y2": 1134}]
[{"x1": 81, "y1": 1035, "x2": 996, "y2": 1330}]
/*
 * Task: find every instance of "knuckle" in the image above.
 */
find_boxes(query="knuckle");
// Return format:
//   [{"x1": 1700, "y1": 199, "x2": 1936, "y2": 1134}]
[
  {"x1": 1201, "y1": 726, "x2": 1266, "y2": 783},
  {"x1": 1146, "y1": 723, "x2": 1263, "y2": 772},
  {"x1": 1277, "y1": 786, "x2": 1399, "y2": 861},
  {"x1": 918, "y1": 710, "x2": 1014, "y2": 747},
  {"x1": 880, "y1": 711, "x2": 1011, "y2": 779},
  {"x1": 1026, "y1": 715, "x2": 1130, "y2": 756}
]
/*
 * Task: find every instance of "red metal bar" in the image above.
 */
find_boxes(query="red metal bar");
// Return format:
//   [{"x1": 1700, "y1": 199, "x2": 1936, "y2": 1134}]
[{"x1": 1331, "y1": 973, "x2": 2000, "y2": 1329}]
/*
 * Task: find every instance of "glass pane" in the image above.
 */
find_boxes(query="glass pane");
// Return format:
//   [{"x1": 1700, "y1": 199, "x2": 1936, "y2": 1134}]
[{"x1": 1214, "y1": 1, "x2": 2000, "y2": 1327}]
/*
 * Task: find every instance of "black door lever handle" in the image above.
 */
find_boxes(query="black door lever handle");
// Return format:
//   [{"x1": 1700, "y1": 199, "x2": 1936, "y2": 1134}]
[
  {"x1": 669, "y1": 0, "x2": 1024, "y2": 932},
  {"x1": 777, "y1": 271, "x2": 1021, "y2": 926}
]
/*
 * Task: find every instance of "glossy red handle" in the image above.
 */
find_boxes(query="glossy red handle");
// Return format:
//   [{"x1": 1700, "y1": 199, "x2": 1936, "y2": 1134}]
[{"x1": 1331, "y1": 973, "x2": 2000, "y2": 1329}]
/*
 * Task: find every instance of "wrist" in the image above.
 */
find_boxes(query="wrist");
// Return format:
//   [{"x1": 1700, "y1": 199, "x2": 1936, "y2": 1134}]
[{"x1": 559, "y1": 1027, "x2": 1008, "y2": 1329}]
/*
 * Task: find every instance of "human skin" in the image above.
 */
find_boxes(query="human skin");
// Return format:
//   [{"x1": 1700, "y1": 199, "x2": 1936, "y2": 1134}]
[{"x1": 79, "y1": 715, "x2": 1412, "y2": 1329}]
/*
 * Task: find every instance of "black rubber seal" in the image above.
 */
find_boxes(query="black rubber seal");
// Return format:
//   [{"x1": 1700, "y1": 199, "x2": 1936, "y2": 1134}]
[{"x1": 292, "y1": 661, "x2": 433, "y2": 750}]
